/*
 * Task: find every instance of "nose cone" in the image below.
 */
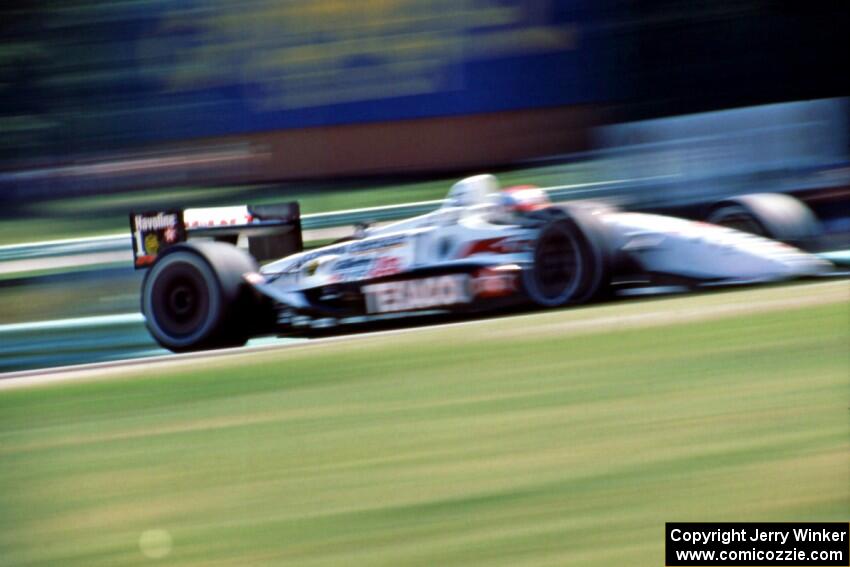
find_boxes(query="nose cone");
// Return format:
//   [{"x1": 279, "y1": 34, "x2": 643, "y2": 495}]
[
  {"x1": 724, "y1": 233, "x2": 832, "y2": 281},
  {"x1": 768, "y1": 250, "x2": 832, "y2": 278}
]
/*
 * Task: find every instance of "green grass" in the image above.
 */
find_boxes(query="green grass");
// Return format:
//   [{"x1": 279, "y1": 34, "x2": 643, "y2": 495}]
[
  {"x1": 1, "y1": 283, "x2": 847, "y2": 566},
  {"x1": 0, "y1": 162, "x2": 594, "y2": 245}
]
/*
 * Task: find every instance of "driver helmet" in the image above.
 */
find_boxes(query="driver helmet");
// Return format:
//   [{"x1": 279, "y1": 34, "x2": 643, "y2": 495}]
[{"x1": 497, "y1": 185, "x2": 550, "y2": 214}]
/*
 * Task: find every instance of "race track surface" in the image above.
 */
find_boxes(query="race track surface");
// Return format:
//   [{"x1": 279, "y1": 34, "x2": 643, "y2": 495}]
[{"x1": 1, "y1": 277, "x2": 846, "y2": 567}]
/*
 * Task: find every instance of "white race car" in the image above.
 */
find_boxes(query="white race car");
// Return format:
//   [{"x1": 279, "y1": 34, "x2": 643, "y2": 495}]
[{"x1": 132, "y1": 174, "x2": 831, "y2": 351}]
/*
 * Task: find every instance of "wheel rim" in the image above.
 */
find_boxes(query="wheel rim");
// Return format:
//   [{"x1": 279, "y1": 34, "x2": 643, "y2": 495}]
[
  {"x1": 150, "y1": 262, "x2": 211, "y2": 338},
  {"x1": 533, "y1": 225, "x2": 582, "y2": 303}
]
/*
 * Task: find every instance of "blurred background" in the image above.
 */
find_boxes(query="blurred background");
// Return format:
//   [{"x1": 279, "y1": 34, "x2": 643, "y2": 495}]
[
  {"x1": 0, "y1": 0, "x2": 849, "y2": 366},
  {"x1": 0, "y1": 1, "x2": 847, "y2": 180}
]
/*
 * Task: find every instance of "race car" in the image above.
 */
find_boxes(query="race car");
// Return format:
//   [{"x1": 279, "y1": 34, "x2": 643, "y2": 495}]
[{"x1": 131, "y1": 174, "x2": 831, "y2": 352}]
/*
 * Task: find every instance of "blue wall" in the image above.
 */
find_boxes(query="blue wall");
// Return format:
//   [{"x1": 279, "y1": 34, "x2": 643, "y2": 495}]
[{"x1": 26, "y1": 0, "x2": 616, "y2": 150}]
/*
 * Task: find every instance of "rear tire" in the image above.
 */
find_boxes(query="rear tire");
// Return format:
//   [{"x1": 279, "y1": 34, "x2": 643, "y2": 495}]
[
  {"x1": 142, "y1": 241, "x2": 265, "y2": 352},
  {"x1": 707, "y1": 193, "x2": 821, "y2": 245},
  {"x1": 524, "y1": 206, "x2": 613, "y2": 307}
]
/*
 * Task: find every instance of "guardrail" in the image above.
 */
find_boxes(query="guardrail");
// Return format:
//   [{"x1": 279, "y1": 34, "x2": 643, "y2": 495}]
[
  {"x1": 0, "y1": 313, "x2": 308, "y2": 374},
  {"x1": 0, "y1": 179, "x2": 636, "y2": 264},
  {"x1": 0, "y1": 313, "x2": 156, "y2": 373}
]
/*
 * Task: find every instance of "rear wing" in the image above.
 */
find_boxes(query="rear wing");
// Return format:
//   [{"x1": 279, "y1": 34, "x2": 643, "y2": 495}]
[{"x1": 130, "y1": 202, "x2": 302, "y2": 269}]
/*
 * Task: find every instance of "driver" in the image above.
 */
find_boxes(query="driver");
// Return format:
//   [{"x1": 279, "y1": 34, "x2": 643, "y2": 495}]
[{"x1": 493, "y1": 185, "x2": 551, "y2": 220}]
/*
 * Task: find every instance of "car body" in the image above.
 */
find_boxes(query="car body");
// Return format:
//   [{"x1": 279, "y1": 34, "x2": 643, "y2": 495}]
[{"x1": 133, "y1": 174, "x2": 832, "y2": 351}]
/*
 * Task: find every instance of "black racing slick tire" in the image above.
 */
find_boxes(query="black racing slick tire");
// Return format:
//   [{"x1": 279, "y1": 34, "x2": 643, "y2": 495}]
[
  {"x1": 707, "y1": 193, "x2": 821, "y2": 245},
  {"x1": 524, "y1": 206, "x2": 613, "y2": 307},
  {"x1": 141, "y1": 241, "x2": 265, "y2": 352}
]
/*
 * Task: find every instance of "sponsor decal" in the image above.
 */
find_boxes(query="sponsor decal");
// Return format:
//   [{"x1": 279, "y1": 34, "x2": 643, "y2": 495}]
[
  {"x1": 290, "y1": 235, "x2": 411, "y2": 273},
  {"x1": 363, "y1": 275, "x2": 470, "y2": 314},
  {"x1": 134, "y1": 212, "x2": 178, "y2": 232},
  {"x1": 436, "y1": 237, "x2": 454, "y2": 259},
  {"x1": 304, "y1": 259, "x2": 322, "y2": 276},
  {"x1": 144, "y1": 233, "x2": 161, "y2": 256},
  {"x1": 471, "y1": 267, "x2": 519, "y2": 298},
  {"x1": 184, "y1": 205, "x2": 253, "y2": 228},
  {"x1": 330, "y1": 256, "x2": 374, "y2": 282},
  {"x1": 369, "y1": 256, "x2": 403, "y2": 278},
  {"x1": 130, "y1": 210, "x2": 185, "y2": 268},
  {"x1": 291, "y1": 244, "x2": 347, "y2": 270},
  {"x1": 460, "y1": 236, "x2": 532, "y2": 258}
]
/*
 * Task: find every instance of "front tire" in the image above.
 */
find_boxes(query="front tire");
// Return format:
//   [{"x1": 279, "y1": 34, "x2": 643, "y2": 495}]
[
  {"x1": 707, "y1": 193, "x2": 821, "y2": 245},
  {"x1": 524, "y1": 206, "x2": 612, "y2": 307},
  {"x1": 142, "y1": 241, "x2": 263, "y2": 352}
]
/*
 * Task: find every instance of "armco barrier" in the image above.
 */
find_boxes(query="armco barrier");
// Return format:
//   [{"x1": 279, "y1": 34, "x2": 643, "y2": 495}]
[
  {"x1": 0, "y1": 313, "x2": 307, "y2": 374},
  {"x1": 0, "y1": 313, "x2": 157, "y2": 373}
]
